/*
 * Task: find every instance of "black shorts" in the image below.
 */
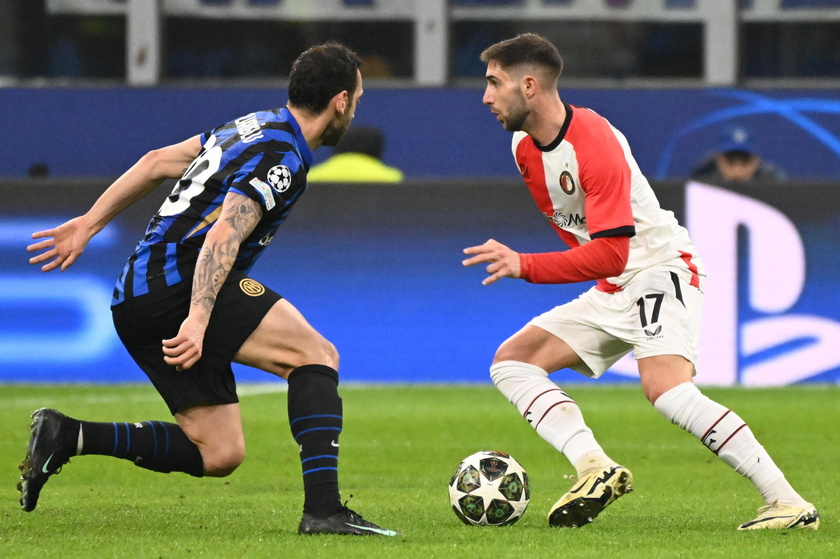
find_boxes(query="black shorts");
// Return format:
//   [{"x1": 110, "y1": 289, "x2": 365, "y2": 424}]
[{"x1": 112, "y1": 269, "x2": 282, "y2": 415}]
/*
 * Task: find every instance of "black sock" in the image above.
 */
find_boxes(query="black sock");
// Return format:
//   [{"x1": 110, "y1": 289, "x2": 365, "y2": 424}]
[
  {"x1": 78, "y1": 420, "x2": 204, "y2": 477},
  {"x1": 287, "y1": 364, "x2": 343, "y2": 517}
]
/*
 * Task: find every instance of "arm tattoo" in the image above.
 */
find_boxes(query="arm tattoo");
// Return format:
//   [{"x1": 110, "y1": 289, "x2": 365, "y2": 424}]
[{"x1": 191, "y1": 194, "x2": 262, "y2": 317}]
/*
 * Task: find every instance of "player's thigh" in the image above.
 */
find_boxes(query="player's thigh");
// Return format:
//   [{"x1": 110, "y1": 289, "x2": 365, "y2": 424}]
[
  {"x1": 494, "y1": 324, "x2": 584, "y2": 373},
  {"x1": 234, "y1": 298, "x2": 338, "y2": 378},
  {"x1": 114, "y1": 284, "x2": 242, "y2": 416},
  {"x1": 522, "y1": 292, "x2": 633, "y2": 377}
]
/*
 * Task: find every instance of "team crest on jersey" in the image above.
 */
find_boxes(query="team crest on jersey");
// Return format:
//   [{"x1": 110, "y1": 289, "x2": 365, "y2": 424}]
[
  {"x1": 559, "y1": 171, "x2": 576, "y2": 195},
  {"x1": 266, "y1": 165, "x2": 292, "y2": 193},
  {"x1": 239, "y1": 278, "x2": 266, "y2": 297}
]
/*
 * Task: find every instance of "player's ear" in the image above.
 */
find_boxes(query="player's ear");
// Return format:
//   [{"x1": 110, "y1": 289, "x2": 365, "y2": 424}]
[
  {"x1": 522, "y1": 75, "x2": 538, "y2": 98},
  {"x1": 332, "y1": 90, "x2": 350, "y2": 115}
]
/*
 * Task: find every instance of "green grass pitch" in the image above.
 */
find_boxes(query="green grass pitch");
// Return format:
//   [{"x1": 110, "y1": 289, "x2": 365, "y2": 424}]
[{"x1": 1, "y1": 383, "x2": 837, "y2": 558}]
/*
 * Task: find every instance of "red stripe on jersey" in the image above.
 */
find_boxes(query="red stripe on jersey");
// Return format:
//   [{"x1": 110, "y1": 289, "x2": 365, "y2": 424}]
[
  {"x1": 565, "y1": 108, "x2": 634, "y2": 237},
  {"x1": 555, "y1": 227, "x2": 580, "y2": 249},
  {"x1": 515, "y1": 136, "x2": 557, "y2": 229},
  {"x1": 596, "y1": 278, "x2": 622, "y2": 293},
  {"x1": 679, "y1": 250, "x2": 701, "y2": 288}
]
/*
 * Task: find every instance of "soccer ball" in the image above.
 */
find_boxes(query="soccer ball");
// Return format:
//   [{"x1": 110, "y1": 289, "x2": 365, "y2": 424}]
[{"x1": 448, "y1": 450, "x2": 530, "y2": 526}]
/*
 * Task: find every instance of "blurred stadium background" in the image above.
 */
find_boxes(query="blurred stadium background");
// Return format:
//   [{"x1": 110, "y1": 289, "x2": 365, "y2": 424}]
[{"x1": 1, "y1": 0, "x2": 839, "y2": 386}]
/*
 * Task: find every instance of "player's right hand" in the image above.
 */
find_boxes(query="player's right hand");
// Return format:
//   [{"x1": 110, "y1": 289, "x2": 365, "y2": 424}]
[{"x1": 462, "y1": 238, "x2": 522, "y2": 285}]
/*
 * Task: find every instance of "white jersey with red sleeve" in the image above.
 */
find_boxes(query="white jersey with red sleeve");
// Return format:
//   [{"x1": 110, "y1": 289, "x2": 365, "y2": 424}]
[{"x1": 512, "y1": 104, "x2": 703, "y2": 293}]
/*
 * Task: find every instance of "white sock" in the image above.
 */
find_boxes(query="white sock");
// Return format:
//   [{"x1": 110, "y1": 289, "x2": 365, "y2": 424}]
[
  {"x1": 654, "y1": 382, "x2": 808, "y2": 507},
  {"x1": 490, "y1": 360, "x2": 613, "y2": 474}
]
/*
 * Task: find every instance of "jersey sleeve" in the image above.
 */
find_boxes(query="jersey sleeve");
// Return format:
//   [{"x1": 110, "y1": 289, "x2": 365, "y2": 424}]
[
  {"x1": 575, "y1": 115, "x2": 635, "y2": 239},
  {"x1": 519, "y1": 236, "x2": 630, "y2": 284},
  {"x1": 229, "y1": 150, "x2": 305, "y2": 214}
]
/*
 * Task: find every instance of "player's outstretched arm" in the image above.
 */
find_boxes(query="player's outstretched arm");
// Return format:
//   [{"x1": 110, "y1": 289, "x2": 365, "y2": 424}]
[
  {"x1": 27, "y1": 135, "x2": 202, "y2": 272},
  {"x1": 162, "y1": 191, "x2": 263, "y2": 371},
  {"x1": 462, "y1": 238, "x2": 522, "y2": 286}
]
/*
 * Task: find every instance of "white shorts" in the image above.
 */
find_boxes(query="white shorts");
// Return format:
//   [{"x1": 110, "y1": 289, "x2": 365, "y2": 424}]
[{"x1": 528, "y1": 267, "x2": 703, "y2": 378}]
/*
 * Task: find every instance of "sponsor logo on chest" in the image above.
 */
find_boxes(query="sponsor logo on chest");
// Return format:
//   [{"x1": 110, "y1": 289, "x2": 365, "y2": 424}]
[{"x1": 543, "y1": 211, "x2": 586, "y2": 228}]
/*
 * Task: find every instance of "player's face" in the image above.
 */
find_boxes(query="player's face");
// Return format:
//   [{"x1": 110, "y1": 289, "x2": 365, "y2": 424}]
[
  {"x1": 322, "y1": 70, "x2": 364, "y2": 147},
  {"x1": 483, "y1": 61, "x2": 530, "y2": 132}
]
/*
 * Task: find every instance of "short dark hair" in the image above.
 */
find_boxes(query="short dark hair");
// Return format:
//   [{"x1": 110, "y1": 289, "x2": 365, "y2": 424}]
[
  {"x1": 480, "y1": 33, "x2": 564, "y2": 82},
  {"x1": 288, "y1": 42, "x2": 362, "y2": 115}
]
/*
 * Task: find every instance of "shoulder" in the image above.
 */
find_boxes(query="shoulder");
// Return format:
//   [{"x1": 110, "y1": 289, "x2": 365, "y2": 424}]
[
  {"x1": 512, "y1": 131, "x2": 529, "y2": 145},
  {"x1": 565, "y1": 107, "x2": 630, "y2": 172},
  {"x1": 511, "y1": 131, "x2": 534, "y2": 157},
  {"x1": 566, "y1": 106, "x2": 620, "y2": 145}
]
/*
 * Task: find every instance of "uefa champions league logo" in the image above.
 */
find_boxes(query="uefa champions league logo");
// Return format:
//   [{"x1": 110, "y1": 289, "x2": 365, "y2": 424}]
[{"x1": 266, "y1": 165, "x2": 292, "y2": 193}]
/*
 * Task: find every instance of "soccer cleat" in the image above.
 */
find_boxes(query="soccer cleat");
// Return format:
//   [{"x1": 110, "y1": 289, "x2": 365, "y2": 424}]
[
  {"x1": 548, "y1": 464, "x2": 633, "y2": 528},
  {"x1": 17, "y1": 408, "x2": 75, "y2": 512},
  {"x1": 298, "y1": 507, "x2": 398, "y2": 536},
  {"x1": 737, "y1": 501, "x2": 820, "y2": 531}
]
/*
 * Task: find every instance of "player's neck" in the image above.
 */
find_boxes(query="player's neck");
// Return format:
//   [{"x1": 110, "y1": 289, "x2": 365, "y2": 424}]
[
  {"x1": 525, "y1": 98, "x2": 567, "y2": 147},
  {"x1": 286, "y1": 105, "x2": 331, "y2": 151}
]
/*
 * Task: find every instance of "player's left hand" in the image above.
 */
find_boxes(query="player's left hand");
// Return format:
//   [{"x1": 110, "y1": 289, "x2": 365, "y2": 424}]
[{"x1": 462, "y1": 239, "x2": 522, "y2": 286}]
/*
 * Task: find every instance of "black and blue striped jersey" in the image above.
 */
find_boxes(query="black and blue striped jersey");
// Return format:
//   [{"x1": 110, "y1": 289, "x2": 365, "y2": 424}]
[{"x1": 112, "y1": 107, "x2": 313, "y2": 305}]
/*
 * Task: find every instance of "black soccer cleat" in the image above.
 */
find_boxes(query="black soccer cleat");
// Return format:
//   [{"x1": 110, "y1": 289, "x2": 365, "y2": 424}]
[
  {"x1": 18, "y1": 408, "x2": 75, "y2": 512},
  {"x1": 298, "y1": 507, "x2": 398, "y2": 536}
]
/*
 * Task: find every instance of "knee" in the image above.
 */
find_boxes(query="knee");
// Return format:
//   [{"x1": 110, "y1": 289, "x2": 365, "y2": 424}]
[
  {"x1": 201, "y1": 442, "x2": 246, "y2": 477},
  {"x1": 320, "y1": 339, "x2": 339, "y2": 370},
  {"x1": 643, "y1": 374, "x2": 688, "y2": 404},
  {"x1": 492, "y1": 341, "x2": 523, "y2": 365},
  {"x1": 643, "y1": 384, "x2": 667, "y2": 405},
  {"x1": 489, "y1": 359, "x2": 547, "y2": 386},
  {"x1": 300, "y1": 337, "x2": 339, "y2": 370},
  {"x1": 489, "y1": 360, "x2": 513, "y2": 385},
  {"x1": 280, "y1": 337, "x2": 339, "y2": 376}
]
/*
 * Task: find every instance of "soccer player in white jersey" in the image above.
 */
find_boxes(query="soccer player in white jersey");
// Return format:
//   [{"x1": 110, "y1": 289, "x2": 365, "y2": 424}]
[{"x1": 462, "y1": 33, "x2": 818, "y2": 531}]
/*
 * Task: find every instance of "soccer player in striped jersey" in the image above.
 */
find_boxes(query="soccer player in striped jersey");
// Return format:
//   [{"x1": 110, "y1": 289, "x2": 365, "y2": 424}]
[
  {"x1": 20, "y1": 42, "x2": 395, "y2": 537},
  {"x1": 463, "y1": 33, "x2": 818, "y2": 532}
]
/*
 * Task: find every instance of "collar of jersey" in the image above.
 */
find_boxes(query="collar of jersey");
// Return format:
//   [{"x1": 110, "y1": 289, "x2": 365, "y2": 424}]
[{"x1": 533, "y1": 102, "x2": 574, "y2": 152}]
